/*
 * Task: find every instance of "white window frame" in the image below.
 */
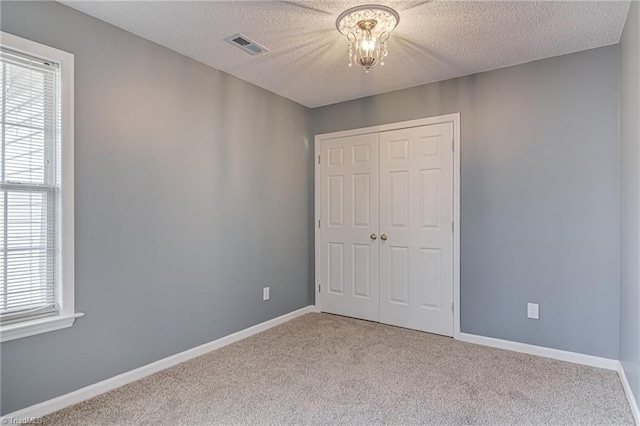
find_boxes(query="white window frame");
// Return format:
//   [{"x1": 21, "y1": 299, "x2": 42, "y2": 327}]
[{"x1": 0, "y1": 32, "x2": 82, "y2": 342}]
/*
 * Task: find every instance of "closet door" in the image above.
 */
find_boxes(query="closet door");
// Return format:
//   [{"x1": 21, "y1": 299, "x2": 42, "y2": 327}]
[
  {"x1": 379, "y1": 123, "x2": 454, "y2": 336},
  {"x1": 319, "y1": 133, "x2": 380, "y2": 322}
]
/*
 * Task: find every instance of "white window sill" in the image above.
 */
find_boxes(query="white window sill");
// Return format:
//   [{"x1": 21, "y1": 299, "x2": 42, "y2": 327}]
[{"x1": 0, "y1": 312, "x2": 84, "y2": 343}]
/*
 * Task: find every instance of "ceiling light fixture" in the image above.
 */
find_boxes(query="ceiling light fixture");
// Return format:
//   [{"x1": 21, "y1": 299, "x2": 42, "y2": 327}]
[{"x1": 336, "y1": 4, "x2": 399, "y2": 73}]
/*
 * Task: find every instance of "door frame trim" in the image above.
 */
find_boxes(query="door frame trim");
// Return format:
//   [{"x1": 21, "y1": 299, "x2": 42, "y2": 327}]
[{"x1": 314, "y1": 113, "x2": 461, "y2": 339}]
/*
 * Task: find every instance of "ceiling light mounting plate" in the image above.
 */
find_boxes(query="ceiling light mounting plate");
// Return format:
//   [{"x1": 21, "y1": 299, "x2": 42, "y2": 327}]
[{"x1": 336, "y1": 4, "x2": 399, "y2": 35}]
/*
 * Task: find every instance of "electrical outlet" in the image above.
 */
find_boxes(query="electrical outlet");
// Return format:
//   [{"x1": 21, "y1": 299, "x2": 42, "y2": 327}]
[
  {"x1": 263, "y1": 287, "x2": 270, "y2": 301},
  {"x1": 527, "y1": 303, "x2": 539, "y2": 320}
]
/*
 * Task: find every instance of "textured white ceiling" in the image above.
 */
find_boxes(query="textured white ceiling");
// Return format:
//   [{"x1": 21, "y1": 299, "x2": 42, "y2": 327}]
[{"x1": 61, "y1": 1, "x2": 630, "y2": 108}]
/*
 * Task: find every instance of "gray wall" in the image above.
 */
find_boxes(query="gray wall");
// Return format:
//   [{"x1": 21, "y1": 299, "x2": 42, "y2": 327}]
[
  {"x1": 620, "y1": 0, "x2": 640, "y2": 408},
  {"x1": 0, "y1": 1, "x2": 314, "y2": 415},
  {"x1": 312, "y1": 46, "x2": 620, "y2": 359}
]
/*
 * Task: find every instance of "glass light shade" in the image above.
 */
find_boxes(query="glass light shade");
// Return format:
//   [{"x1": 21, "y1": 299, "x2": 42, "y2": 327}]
[{"x1": 336, "y1": 5, "x2": 399, "y2": 73}]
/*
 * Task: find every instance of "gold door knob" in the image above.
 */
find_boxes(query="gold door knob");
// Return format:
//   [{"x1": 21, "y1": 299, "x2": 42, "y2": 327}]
[
  {"x1": 370, "y1": 233, "x2": 377, "y2": 240},
  {"x1": 381, "y1": 234, "x2": 388, "y2": 241}
]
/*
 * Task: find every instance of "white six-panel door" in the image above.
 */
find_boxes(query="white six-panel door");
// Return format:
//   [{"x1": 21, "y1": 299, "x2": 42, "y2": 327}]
[
  {"x1": 379, "y1": 123, "x2": 454, "y2": 336},
  {"x1": 318, "y1": 122, "x2": 454, "y2": 336},
  {"x1": 320, "y1": 133, "x2": 380, "y2": 322}
]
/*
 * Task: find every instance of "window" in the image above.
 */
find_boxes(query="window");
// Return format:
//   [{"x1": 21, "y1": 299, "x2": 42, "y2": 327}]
[{"x1": 0, "y1": 32, "x2": 80, "y2": 342}]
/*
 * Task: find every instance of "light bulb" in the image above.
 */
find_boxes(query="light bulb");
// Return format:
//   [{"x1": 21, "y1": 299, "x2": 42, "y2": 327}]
[{"x1": 361, "y1": 39, "x2": 376, "y2": 52}]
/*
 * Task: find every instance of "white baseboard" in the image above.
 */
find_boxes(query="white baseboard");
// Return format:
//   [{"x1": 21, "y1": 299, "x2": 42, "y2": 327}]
[
  {"x1": 2, "y1": 305, "x2": 316, "y2": 422},
  {"x1": 458, "y1": 332, "x2": 619, "y2": 370},
  {"x1": 617, "y1": 361, "x2": 640, "y2": 425}
]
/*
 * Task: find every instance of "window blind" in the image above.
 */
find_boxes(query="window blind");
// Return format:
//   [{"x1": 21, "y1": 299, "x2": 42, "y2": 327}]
[{"x1": 1, "y1": 48, "x2": 61, "y2": 324}]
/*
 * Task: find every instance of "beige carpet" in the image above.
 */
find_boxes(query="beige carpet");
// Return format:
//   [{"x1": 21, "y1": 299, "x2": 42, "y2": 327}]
[{"x1": 42, "y1": 313, "x2": 633, "y2": 425}]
